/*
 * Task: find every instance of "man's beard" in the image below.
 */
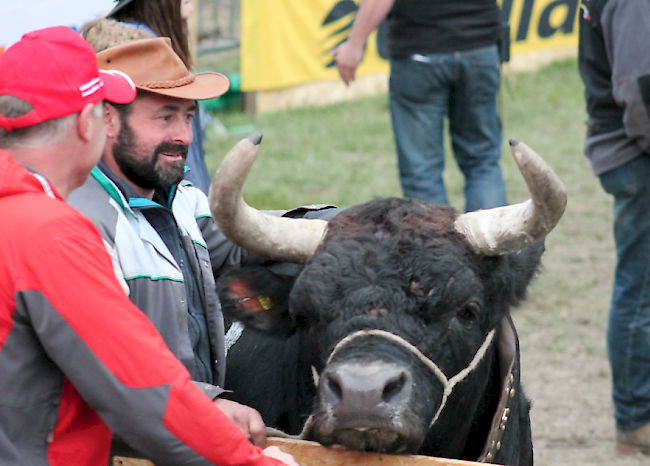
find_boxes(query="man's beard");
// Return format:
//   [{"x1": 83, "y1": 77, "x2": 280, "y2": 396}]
[{"x1": 113, "y1": 119, "x2": 189, "y2": 191}]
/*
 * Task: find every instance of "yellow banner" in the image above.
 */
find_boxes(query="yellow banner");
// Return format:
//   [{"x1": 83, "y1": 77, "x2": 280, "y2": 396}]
[
  {"x1": 505, "y1": 0, "x2": 580, "y2": 54},
  {"x1": 241, "y1": 0, "x2": 580, "y2": 92}
]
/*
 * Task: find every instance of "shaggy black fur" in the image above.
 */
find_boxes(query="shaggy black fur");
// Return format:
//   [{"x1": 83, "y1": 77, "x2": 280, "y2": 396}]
[{"x1": 217, "y1": 198, "x2": 540, "y2": 465}]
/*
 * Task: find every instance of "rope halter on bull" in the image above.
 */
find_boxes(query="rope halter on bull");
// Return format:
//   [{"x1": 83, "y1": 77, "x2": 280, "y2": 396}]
[{"x1": 299, "y1": 328, "x2": 496, "y2": 438}]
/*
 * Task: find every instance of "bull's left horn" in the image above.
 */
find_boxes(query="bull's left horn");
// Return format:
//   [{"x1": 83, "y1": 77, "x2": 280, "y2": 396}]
[
  {"x1": 454, "y1": 139, "x2": 567, "y2": 256},
  {"x1": 208, "y1": 132, "x2": 328, "y2": 263}
]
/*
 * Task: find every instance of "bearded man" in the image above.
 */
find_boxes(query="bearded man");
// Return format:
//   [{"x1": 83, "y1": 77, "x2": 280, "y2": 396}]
[{"x1": 68, "y1": 37, "x2": 336, "y2": 459}]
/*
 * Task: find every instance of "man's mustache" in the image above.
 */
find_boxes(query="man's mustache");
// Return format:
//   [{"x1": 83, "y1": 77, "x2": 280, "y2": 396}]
[{"x1": 155, "y1": 142, "x2": 189, "y2": 160}]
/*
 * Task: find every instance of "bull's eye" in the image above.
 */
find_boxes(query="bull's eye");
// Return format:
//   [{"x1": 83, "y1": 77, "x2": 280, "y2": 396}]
[
  {"x1": 294, "y1": 314, "x2": 308, "y2": 329},
  {"x1": 457, "y1": 302, "x2": 480, "y2": 324}
]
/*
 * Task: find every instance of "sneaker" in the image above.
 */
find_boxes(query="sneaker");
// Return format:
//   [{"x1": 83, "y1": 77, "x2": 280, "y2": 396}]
[{"x1": 616, "y1": 423, "x2": 650, "y2": 454}]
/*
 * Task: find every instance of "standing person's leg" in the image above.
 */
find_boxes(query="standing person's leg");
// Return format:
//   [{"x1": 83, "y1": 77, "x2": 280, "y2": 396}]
[
  {"x1": 448, "y1": 45, "x2": 507, "y2": 212},
  {"x1": 389, "y1": 56, "x2": 451, "y2": 204},
  {"x1": 600, "y1": 154, "x2": 650, "y2": 452}
]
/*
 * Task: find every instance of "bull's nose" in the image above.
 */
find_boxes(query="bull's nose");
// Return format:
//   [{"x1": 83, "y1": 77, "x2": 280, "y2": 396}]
[{"x1": 321, "y1": 361, "x2": 412, "y2": 422}]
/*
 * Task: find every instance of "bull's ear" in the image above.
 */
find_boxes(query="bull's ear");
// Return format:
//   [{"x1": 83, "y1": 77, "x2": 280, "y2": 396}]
[
  {"x1": 485, "y1": 240, "x2": 545, "y2": 313},
  {"x1": 216, "y1": 265, "x2": 298, "y2": 333}
]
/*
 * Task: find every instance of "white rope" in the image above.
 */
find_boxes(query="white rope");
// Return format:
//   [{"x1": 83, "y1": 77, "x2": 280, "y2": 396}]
[
  {"x1": 224, "y1": 321, "x2": 245, "y2": 357},
  {"x1": 322, "y1": 328, "x2": 497, "y2": 428}
]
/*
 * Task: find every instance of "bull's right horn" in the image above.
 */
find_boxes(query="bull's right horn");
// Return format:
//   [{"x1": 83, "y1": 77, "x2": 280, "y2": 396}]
[
  {"x1": 208, "y1": 132, "x2": 328, "y2": 264},
  {"x1": 454, "y1": 139, "x2": 567, "y2": 256}
]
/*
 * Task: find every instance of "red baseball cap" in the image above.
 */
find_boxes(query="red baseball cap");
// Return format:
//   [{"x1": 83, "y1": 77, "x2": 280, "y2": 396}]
[{"x1": 0, "y1": 26, "x2": 136, "y2": 131}]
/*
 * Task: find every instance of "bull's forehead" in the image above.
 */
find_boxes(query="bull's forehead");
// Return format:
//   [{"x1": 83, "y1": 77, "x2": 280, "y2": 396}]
[
  {"x1": 294, "y1": 235, "x2": 484, "y2": 323},
  {"x1": 326, "y1": 197, "x2": 460, "y2": 236},
  {"x1": 316, "y1": 231, "x2": 478, "y2": 282}
]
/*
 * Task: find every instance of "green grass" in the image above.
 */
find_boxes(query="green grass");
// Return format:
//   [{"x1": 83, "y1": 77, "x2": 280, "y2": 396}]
[{"x1": 202, "y1": 58, "x2": 589, "y2": 212}]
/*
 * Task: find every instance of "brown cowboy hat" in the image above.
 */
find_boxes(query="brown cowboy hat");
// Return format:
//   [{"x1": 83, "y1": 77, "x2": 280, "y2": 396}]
[{"x1": 95, "y1": 37, "x2": 229, "y2": 100}]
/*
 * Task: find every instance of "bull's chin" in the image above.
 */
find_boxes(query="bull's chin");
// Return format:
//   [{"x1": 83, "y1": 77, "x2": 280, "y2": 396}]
[{"x1": 310, "y1": 424, "x2": 425, "y2": 454}]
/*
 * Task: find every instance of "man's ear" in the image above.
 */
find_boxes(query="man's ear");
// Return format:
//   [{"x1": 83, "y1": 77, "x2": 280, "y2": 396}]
[
  {"x1": 103, "y1": 102, "x2": 121, "y2": 139},
  {"x1": 76, "y1": 103, "x2": 97, "y2": 143}
]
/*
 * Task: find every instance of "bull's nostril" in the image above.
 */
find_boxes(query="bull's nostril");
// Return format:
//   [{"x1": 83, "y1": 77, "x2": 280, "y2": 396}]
[{"x1": 382, "y1": 372, "x2": 407, "y2": 403}]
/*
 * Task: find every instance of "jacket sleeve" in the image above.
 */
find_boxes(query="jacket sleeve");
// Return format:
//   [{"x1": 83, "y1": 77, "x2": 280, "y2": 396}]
[
  {"x1": 603, "y1": 0, "x2": 650, "y2": 152},
  {"x1": 21, "y1": 213, "x2": 284, "y2": 466},
  {"x1": 197, "y1": 212, "x2": 268, "y2": 275}
]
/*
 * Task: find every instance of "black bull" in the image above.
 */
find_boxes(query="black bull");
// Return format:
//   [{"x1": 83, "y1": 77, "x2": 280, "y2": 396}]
[{"x1": 209, "y1": 134, "x2": 567, "y2": 466}]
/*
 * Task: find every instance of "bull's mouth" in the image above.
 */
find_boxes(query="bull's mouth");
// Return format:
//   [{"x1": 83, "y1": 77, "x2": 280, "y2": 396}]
[
  {"x1": 311, "y1": 424, "x2": 424, "y2": 454},
  {"x1": 308, "y1": 411, "x2": 427, "y2": 455}
]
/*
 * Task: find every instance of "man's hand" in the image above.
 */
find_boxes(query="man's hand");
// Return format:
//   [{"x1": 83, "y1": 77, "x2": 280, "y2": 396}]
[
  {"x1": 214, "y1": 398, "x2": 266, "y2": 447},
  {"x1": 331, "y1": 40, "x2": 365, "y2": 85},
  {"x1": 263, "y1": 445, "x2": 301, "y2": 466},
  {"x1": 330, "y1": 0, "x2": 394, "y2": 85}
]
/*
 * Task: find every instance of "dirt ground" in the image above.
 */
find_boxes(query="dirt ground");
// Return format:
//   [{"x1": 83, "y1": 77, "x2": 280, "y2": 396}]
[{"x1": 513, "y1": 168, "x2": 650, "y2": 465}]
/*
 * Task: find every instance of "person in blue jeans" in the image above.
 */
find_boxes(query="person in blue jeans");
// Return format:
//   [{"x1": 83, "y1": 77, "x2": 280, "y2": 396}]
[
  {"x1": 579, "y1": 0, "x2": 650, "y2": 454},
  {"x1": 333, "y1": 0, "x2": 507, "y2": 212},
  {"x1": 600, "y1": 156, "x2": 650, "y2": 443}
]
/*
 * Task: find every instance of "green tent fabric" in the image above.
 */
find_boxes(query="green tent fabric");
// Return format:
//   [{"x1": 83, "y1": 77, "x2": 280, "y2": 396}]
[{"x1": 201, "y1": 72, "x2": 241, "y2": 112}]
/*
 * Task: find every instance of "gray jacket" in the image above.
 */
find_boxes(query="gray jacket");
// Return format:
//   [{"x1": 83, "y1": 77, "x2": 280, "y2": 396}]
[
  {"x1": 69, "y1": 167, "x2": 255, "y2": 386},
  {"x1": 70, "y1": 166, "x2": 339, "y2": 387},
  {"x1": 579, "y1": 0, "x2": 650, "y2": 175}
]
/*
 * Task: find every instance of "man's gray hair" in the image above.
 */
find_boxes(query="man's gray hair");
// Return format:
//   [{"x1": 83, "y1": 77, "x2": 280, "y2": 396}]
[{"x1": 0, "y1": 95, "x2": 92, "y2": 149}]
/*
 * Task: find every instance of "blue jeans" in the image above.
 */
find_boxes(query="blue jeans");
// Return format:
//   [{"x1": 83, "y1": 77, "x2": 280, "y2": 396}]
[
  {"x1": 600, "y1": 154, "x2": 650, "y2": 431},
  {"x1": 389, "y1": 45, "x2": 507, "y2": 212}
]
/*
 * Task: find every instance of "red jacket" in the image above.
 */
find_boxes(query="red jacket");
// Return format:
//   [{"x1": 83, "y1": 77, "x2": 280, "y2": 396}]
[{"x1": 0, "y1": 148, "x2": 281, "y2": 466}]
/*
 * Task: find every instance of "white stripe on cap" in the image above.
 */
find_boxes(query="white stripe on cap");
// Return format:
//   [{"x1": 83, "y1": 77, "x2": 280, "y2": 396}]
[
  {"x1": 80, "y1": 77, "x2": 101, "y2": 91},
  {"x1": 102, "y1": 69, "x2": 136, "y2": 90},
  {"x1": 80, "y1": 77, "x2": 104, "y2": 97}
]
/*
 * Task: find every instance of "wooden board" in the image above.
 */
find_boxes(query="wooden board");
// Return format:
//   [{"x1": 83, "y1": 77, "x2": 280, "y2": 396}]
[
  {"x1": 112, "y1": 458, "x2": 153, "y2": 466},
  {"x1": 111, "y1": 436, "x2": 485, "y2": 466},
  {"x1": 266, "y1": 437, "x2": 484, "y2": 466}
]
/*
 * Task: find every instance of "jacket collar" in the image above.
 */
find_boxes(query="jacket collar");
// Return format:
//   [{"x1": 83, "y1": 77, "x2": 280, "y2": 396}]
[
  {"x1": 91, "y1": 161, "x2": 179, "y2": 215},
  {"x1": 0, "y1": 149, "x2": 63, "y2": 201}
]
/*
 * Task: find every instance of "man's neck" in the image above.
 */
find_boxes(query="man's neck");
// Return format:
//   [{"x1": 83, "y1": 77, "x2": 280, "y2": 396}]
[{"x1": 9, "y1": 146, "x2": 79, "y2": 200}]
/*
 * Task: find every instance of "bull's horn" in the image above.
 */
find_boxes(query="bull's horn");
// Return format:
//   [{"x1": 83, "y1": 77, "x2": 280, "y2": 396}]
[
  {"x1": 454, "y1": 139, "x2": 567, "y2": 256},
  {"x1": 208, "y1": 132, "x2": 328, "y2": 263}
]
